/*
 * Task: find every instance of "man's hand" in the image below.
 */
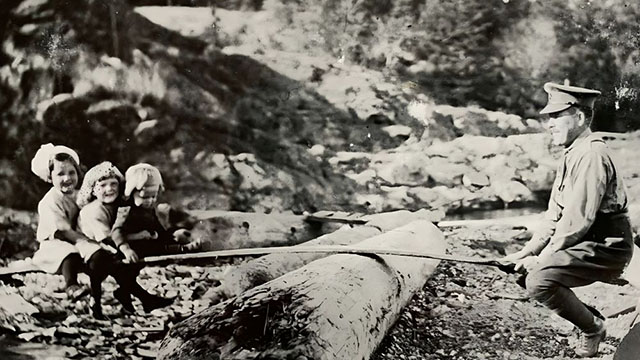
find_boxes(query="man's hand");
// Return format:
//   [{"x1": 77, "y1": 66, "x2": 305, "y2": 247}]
[
  {"x1": 514, "y1": 255, "x2": 539, "y2": 273},
  {"x1": 119, "y1": 243, "x2": 139, "y2": 263},
  {"x1": 499, "y1": 250, "x2": 529, "y2": 265}
]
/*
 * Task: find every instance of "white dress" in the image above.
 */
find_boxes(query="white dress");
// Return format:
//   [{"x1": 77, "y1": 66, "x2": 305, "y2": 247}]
[{"x1": 32, "y1": 188, "x2": 100, "y2": 272}]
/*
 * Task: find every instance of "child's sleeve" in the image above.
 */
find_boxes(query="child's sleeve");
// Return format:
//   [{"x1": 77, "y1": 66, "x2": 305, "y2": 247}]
[
  {"x1": 79, "y1": 206, "x2": 112, "y2": 242},
  {"x1": 37, "y1": 197, "x2": 73, "y2": 241},
  {"x1": 110, "y1": 206, "x2": 131, "y2": 247}
]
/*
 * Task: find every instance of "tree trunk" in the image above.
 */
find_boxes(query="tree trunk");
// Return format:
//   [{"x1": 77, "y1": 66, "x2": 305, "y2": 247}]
[
  {"x1": 158, "y1": 219, "x2": 445, "y2": 360},
  {"x1": 203, "y1": 210, "x2": 441, "y2": 303}
]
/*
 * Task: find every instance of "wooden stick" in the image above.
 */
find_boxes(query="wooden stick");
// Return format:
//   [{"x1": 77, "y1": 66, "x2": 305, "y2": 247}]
[{"x1": 142, "y1": 244, "x2": 505, "y2": 267}]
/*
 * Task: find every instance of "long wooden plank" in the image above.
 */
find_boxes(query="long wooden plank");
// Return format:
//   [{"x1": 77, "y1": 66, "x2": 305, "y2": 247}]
[
  {"x1": 0, "y1": 244, "x2": 510, "y2": 278},
  {"x1": 0, "y1": 263, "x2": 41, "y2": 277},
  {"x1": 142, "y1": 244, "x2": 505, "y2": 267}
]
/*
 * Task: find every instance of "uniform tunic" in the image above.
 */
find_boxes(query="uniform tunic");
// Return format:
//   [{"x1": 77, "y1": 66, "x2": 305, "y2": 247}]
[
  {"x1": 33, "y1": 188, "x2": 81, "y2": 273},
  {"x1": 524, "y1": 130, "x2": 632, "y2": 272},
  {"x1": 522, "y1": 130, "x2": 633, "y2": 333}
]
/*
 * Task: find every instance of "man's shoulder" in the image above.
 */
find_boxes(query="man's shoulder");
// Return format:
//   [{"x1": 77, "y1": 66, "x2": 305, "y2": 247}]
[{"x1": 574, "y1": 133, "x2": 609, "y2": 156}]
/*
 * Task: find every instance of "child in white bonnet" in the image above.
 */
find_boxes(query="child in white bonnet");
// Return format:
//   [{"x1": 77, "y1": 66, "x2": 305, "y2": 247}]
[
  {"x1": 30, "y1": 143, "x2": 93, "y2": 300},
  {"x1": 111, "y1": 163, "x2": 200, "y2": 259}
]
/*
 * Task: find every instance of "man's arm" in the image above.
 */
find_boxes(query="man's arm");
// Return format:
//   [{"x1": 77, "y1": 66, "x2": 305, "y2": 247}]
[{"x1": 517, "y1": 164, "x2": 563, "y2": 257}]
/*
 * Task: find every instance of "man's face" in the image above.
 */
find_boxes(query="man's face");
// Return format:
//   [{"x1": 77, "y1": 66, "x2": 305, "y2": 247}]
[
  {"x1": 547, "y1": 108, "x2": 584, "y2": 147},
  {"x1": 133, "y1": 185, "x2": 159, "y2": 209},
  {"x1": 93, "y1": 177, "x2": 120, "y2": 204},
  {"x1": 51, "y1": 160, "x2": 78, "y2": 195}
]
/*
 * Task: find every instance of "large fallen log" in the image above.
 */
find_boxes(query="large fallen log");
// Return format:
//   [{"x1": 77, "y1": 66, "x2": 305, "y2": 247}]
[
  {"x1": 202, "y1": 209, "x2": 442, "y2": 303},
  {"x1": 158, "y1": 219, "x2": 446, "y2": 360}
]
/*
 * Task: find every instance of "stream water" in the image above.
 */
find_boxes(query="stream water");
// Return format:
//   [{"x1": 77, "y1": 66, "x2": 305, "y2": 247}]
[{"x1": 443, "y1": 205, "x2": 546, "y2": 221}]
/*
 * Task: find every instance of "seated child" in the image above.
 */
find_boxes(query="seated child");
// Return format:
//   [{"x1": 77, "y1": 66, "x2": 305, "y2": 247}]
[
  {"x1": 76, "y1": 162, "x2": 173, "y2": 317},
  {"x1": 30, "y1": 144, "x2": 92, "y2": 299},
  {"x1": 111, "y1": 163, "x2": 200, "y2": 259}
]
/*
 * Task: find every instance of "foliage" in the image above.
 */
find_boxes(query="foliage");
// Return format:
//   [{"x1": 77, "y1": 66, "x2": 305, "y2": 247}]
[{"x1": 309, "y1": 0, "x2": 640, "y2": 129}]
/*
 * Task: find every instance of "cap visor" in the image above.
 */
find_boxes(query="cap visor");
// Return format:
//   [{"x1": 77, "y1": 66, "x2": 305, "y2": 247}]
[{"x1": 539, "y1": 103, "x2": 571, "y2": 115}]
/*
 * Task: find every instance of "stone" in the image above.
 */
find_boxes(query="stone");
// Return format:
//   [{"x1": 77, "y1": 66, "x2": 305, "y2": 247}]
[
  {"x1": 308, "y1": 144, "x2": 325, "y2": 156},
  {"x1": 382, "y1": 125, "x2": 412, "y2": 138},
  {"x1": 346, "y1": 169, "x2": 377, "y2": 186},
  {"x1": 0, "y1": 292, "x2": 38, "y2": 315},
  {"x1": 491, "y1": 180, "x2": 534, "y2": 205},
  {"x1": 462, "y1": 172, "x2": 491, "y2": 188}
]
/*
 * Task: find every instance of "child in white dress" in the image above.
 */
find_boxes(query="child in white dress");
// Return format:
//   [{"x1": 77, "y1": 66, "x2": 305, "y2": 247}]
[{"x1": 30, "y1": 143, "x2": 97, "y2": 299}]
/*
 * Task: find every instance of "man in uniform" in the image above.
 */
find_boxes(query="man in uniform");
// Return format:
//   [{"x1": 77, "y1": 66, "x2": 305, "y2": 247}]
[{"x1": 501, "y1": 81, "x2": 633, "y2": 357}]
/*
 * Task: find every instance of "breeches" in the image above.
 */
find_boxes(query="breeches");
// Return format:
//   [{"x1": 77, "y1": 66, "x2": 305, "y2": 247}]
[{"x1": 525, "y1": 212, "x2": 633, "y2": 332}]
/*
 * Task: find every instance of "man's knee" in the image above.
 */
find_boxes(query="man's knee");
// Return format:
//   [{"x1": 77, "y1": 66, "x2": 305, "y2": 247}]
[{"x1": 525, "y1": 269, "x2": 558, "y2": 301}]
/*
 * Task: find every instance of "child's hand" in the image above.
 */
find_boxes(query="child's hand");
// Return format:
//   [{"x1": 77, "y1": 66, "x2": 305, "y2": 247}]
[
  {"x1": 119, "y1": 243, "x2": 139, "y2": 263},
  {"x1": 173, "y1": 229, "x2": 192, "y2": 243},
  {"x1": 126, "y1": 230, "x2": 158, "y2": 241}
]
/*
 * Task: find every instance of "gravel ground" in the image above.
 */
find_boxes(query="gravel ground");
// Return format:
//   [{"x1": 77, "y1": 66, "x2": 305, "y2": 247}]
[
  {"x1": 0, "y1": 262, "x2": 230, "y2": 359},
  {"x1": 373, "y1": 225, "x2": 640, "y2": 360},
  {"x1": 1, "y1": 223, "x2": 638, "y2": 359}
]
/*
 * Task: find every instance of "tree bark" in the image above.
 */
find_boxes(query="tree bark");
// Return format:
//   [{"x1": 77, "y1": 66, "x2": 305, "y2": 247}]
[
  {"x1": 158, "y1": 219, "x2": 445, "y2": 360},
  {"x1": 203, "y1": 209, "x2": 441, "y2": 303}
]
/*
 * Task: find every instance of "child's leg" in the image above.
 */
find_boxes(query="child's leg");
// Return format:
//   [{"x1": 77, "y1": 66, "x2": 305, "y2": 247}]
[
  {"x1": 59, "y1": 253, "x2": 89, "y2": 300},
  {"x1": 109, "y1": 267, "x2": 173, "y2": 313},
  {"x1": 60, "y1": 253, "x2": 82, "y2": 287},
  {"x1": 87, "y1": 250, "x2": 135, "y2": 315},
  {"x1": 85, "y1": 250, "x2": 111, "y2": 319}
]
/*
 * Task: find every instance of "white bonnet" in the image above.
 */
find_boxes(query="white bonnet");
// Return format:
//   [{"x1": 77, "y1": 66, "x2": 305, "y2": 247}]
[
  {"x1": 124, "y1": 163, "x2": 164, "y2": 198},
  {"x1": 30, "y1": 143, "x2": 80, "y2": 182}
]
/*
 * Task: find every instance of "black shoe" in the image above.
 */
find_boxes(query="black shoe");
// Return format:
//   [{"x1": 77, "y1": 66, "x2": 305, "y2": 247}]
[
  {"x1": 114, "y1": 287, "x2": 136, "y2": 314},
  {"x1": 141, "y1": 293, "x2": 174, "y2": 313},
  {"x1": 91, "y1": 298, "x2": 106, "y2": 320}
]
